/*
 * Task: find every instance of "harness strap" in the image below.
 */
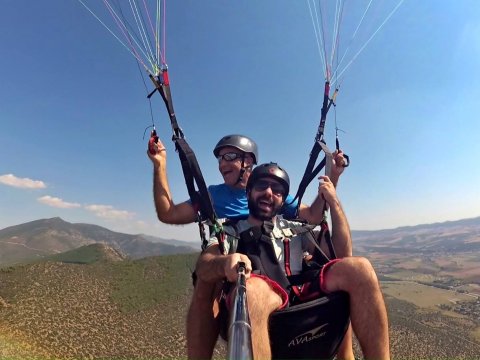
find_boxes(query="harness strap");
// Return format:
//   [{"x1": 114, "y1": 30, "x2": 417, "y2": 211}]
[
  {"x1": 237, "y1": 220, "x2": 338, "y2": 298},
  {"x1": 149, "y1": 70, "x2": 183, "y2": 139},
  {"x1": 283, "y1": 238, "x2": 292, "y2": 277},
  {"x1": 287, "y1": 269, "x2": 321, "y2": 286},
  {"x1": 321, "y1": 220, "x2": 336, "y2": 259},
  {"x1": 235, "y1": 154, "x2": 247, "y2": 185},
  {"x1": 316, "y1": 81, "x2": 333, "y2": 142},
  {"x1": 283, "y1": 238, "x2": 302, "y2": 298},
  {"x1": 174, "y1": 138, "x2": 215, "y2": 222},
  {"x1": 286, "y1": 223, "x2": 316, "y2": 236},
  {"x1": 291, "y1": 141, "x2": 333, "y2": 208},
  {"x1": 149, "y1": 69, "x2": 222, "y2": 249},
  {"x1": 279, "y1": 221, "x2": 331, "y2": 268},
  {"x1": 237, "y1": 224, "x2": 291, "y2": 291},
  {"x1": 299, "y1": 226, "x2": 332, "y2": 265},
  {"x1": 291, "y1": 80, "x2": 336, "y2": 209},
  {"x1": 317, "y1": 204, "x2": 337, "y2": 260}
]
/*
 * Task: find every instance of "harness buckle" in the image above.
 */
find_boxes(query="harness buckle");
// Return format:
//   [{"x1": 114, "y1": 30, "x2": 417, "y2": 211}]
[
  {"x1": 282, "y1": 228, "x2": 294, "y2": 237},
  {"x1": 272, "y1": 227, "x2": 283, "y2": 239}
]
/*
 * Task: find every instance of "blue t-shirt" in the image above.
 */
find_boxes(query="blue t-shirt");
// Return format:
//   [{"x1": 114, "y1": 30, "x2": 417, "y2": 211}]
[{"x1": 207, "y1": 183, "x2": 298, "y2": 220}]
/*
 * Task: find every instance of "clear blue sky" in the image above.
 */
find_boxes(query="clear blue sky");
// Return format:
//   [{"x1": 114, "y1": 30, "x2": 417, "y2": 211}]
[{"x1": 1, "y1": 1, "x2": 479, "y2": 242}]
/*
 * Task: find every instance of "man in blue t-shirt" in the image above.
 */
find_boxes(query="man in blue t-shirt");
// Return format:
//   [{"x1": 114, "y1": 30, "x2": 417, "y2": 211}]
[
  {"x1": 147, "y1": 134, "x2": 344, "y2": 224},
  {"x1": 147, "y1": 134, "x2": 350, "y2": 359}
]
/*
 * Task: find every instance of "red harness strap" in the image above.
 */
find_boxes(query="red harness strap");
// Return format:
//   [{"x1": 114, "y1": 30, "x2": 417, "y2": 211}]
[{"x1": 282, "y1": 238, "x2": 303, "y2": 298}]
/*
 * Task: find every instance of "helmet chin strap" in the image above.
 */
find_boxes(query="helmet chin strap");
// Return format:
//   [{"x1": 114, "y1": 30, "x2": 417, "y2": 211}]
[{"x1": 235, "y1": 155, "x2": 249, "y2": 185}]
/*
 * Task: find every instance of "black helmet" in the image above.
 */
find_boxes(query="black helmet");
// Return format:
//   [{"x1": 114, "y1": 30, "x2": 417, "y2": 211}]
[
  {"x1": 246, "y1": 162, "x2": 290, "y2": 197},
  {"x1": 213, "y1": 134, "x2": 258, "y2": 164}
]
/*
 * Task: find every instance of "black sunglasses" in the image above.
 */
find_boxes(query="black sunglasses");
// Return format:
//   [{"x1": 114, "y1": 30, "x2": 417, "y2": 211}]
[
  {"x1": 216, "y1": 152, "x2": 244, "y2": 163},
  {"x1": 253, "y1": 179, "x2": 285, "y2": 196}
]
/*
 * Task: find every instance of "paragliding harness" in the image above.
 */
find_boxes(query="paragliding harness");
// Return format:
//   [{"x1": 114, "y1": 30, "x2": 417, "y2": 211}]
[
  {"x1": 223, "y1": 216, "x2": 350, "y2": 359},
  {"x1": 291, "y1": 81, "x2": 349, "y2": 211},
  {"x1": 260, "y1": 81, "x2": 350, "y2": 359},
  {"x1": 148, "y1": 66, "x2": 224, "y2": 249}
]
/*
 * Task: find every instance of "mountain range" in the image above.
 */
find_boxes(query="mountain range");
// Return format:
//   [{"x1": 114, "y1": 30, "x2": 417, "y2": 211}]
[
  {"x1": 1, "y1": 215, "x2": 479, "y2": 266},
  {"x1": 0, "y1": 217, "x2": 198, "y2": 265},
  {"x1": 352, "y1": 216, "x2": 480, "y2": 254}
]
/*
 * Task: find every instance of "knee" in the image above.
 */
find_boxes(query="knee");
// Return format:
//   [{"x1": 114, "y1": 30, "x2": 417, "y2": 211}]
[
  {"x1": 343, "y1": 257, "x2": 379, "y2": 289},
  {"x1": 349, "y1": 256, "x2": 375, "y2": 271},
  {"x1": 325, "y1": 257, "x2": 379, "y2": 293}
]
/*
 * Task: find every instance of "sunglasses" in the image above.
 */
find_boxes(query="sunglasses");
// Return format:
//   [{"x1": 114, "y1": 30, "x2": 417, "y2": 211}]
[
  {"x1": 216, "y1": 152, "x2": 244, "y2": 163},
  {"x1": 253, "y1": 179, "x2": 285, "y2": 197}
]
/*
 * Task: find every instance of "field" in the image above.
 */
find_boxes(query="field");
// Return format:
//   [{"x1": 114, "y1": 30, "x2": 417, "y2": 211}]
[
  {"x1": 364, "y1": 242, "x2": 480, "y2": 352},
  {"x1": 0, "y1": 246, "x2": 479, "y2": 358},
  {"x1": 382, "y1": 280, "x2": 475, "y2": 309}
]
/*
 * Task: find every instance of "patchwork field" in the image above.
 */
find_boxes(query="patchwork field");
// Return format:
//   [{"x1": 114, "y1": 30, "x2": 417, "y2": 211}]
[{"x1": 382, "y1": 280, "x2": 475, "y2": 309}]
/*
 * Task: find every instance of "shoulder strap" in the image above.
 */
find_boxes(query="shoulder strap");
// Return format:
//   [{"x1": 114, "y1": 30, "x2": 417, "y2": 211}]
[
  {"x1": 220, "y1": 220, "x2": 240, "y2": 255},
  {"x1": 237, "y1": 224, "x2": 291, "y2": 292},
  {"x1": 149, "y1": 69, "x2": 220, "y2": 249},
  {"x1": 284, "y1": 222, "x2": 332, "y2": 265}
]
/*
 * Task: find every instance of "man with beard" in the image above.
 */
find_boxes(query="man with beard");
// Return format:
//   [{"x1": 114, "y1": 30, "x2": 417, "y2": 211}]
[
  {"x1": 147, "y1": 134, "x2": 346, "y2": 223},
  {"x1": 196, "y1": 162, "x2": 390, "y2": 360},
  {"x1": 148, "y1": 134, "x2": 354, "y2": 359}
]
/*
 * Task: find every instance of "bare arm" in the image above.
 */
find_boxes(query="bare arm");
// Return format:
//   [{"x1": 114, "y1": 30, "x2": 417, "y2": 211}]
[
  {"x1": 196, "y1": 244, "x2": 252, "y2": 283},
  {"x1": 297, "y1": 150, "x2": 346, "y2": 225},
  {"x1": 148, "y1": 137, "x2": 197, "y2": 225},
  {"x1": 318, "y1": 175, "x2": 352, "y2": 257},
  {"x1": 297, "y1": 197, "x2": 325, "y2": 225}
]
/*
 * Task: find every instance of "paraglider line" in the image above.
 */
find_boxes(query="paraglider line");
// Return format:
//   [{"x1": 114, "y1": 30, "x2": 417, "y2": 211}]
[
  {"x1": 332, "y1": 0, "x2": 406, "y2": 87},
  {"x1": 307, "y1": 0, "x2": 327, "y2": 79}
]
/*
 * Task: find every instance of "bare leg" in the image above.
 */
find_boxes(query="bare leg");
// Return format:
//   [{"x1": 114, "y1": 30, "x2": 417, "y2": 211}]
[
  {"x1": 336, "y1": 324, "x2": 355, "y2": 360},
  {"x1": 187, "y1": 279, "x2": 223, "y2": 359},
  {"x1": 324, "y1": 257, "x2": 390, "y2": 360},
  {"x1": 246, "y1": 277, "x2": 283, "y2": 360}
]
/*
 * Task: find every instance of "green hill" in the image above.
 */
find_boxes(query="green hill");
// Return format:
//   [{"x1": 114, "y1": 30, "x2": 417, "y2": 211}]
[
  {"x1": 0, "y1": 239, "x2": 479, "y2": 358},
  {"x1": 0, "y1": 253, "x2": 204, "y2": 359},
  {"x1": 43, "y1": 243, "x2": 126, "y2": 264}
]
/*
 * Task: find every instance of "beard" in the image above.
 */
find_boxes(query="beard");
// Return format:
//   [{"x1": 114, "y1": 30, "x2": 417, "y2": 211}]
[{"x1": 247, "y1": 195, "x2": 283, "y2": 221}]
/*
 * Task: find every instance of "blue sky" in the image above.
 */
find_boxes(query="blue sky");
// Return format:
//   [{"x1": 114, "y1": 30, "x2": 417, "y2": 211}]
[{"x1": 1, "y1": 1, "x2": 479, "y2": 242}]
